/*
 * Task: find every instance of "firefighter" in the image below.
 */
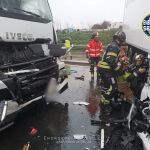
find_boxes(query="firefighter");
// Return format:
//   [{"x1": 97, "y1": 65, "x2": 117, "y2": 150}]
[
  {"x1": 118, "y1": 56, "x2": 131, "y2": 82},
  {"x1": 85, "y1": 32, "x2": 103, "y2": 80},
  {"x1": 128, "y1": 54, "x2": 147, "y2": 99},
  {"x1": 119, "y1": 44, "x2": 128, "y2": 62},
  {"x1": 64, "y1": 38, "x2": 73, "y2": 60},
  {"x1": 97, "y1": 31, "x2": 126, "y2": 112},
  {"x1": 117, "y1": 57, "x2": 134, "y2": 102}
]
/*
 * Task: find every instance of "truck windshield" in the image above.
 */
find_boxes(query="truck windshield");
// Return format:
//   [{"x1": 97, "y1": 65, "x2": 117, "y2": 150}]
[{"x1": 0, "y1": 0, "x2": 52, "y2": 21}]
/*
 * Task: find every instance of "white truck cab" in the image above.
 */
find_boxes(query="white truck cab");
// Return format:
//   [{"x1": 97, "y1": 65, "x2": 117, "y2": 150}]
[
  {"x1": 0, "y1": 0, "x2": 54, "y2": 43},
  {"x1": 0, "y1": 0, "x2": 68, "y2": 131}
]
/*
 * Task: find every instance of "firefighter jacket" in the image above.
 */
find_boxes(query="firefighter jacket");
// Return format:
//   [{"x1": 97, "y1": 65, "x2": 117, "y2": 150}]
[
  {"x1": 85, "y1": 39, "x2": 103, "y2": 58},
  {"x1": 128, "y1": 63, "x2": 147, "y2": 83},
  {"x1": 65, "y1": 40, "x2": 71, "y2": 49},
  {"x1": 98, "y1": 41, "x2": 120, "y2": 71}
]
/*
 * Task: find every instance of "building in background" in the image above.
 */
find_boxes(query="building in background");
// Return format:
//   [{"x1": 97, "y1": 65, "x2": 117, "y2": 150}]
[{"x1": 109, "y1": 22, "x2": 123, "y2": 29}]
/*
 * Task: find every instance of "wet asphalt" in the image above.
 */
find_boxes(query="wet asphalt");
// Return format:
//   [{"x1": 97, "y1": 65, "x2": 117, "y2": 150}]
[{"x1": 0, "y1": 65, "x2": 103, "y2": 150}]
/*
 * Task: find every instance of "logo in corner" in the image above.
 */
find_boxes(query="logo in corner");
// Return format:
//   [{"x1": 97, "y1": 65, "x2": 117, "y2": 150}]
[{"x1": 142, "y1": 15, "x2": 150, "y2": 36}]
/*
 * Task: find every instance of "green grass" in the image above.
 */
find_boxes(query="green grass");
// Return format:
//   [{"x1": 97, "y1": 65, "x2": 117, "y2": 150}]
[{"x1": 57, "y1": 29, "x2": 118, "y2": 51}]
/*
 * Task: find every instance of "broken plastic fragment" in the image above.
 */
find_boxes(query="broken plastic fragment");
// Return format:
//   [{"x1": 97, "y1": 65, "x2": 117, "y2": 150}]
[
  {"x1": 73, "y1": 134, "x2": 87, "y2": 140},
  {"x1": 70, "y1": 70, "x2": 78, "y2": 73},
  {"x1": 91, "y1": 120, "x2": 101, "y2": 126},
  {"x1": 73, "y1": 102, "x2": 89, "y2": 106},
  {"x1": 29, "y1": 127, "x2": 38, "y2": 136},
  {"x1": 75, "y1": 75, "x2": 84, "y2": 81},
  {"x1": 85, "y1": 148, "x2": 90, "y2": 150},
  {"x1": 106, "y1": 123, "x2": 110, "y2": 127}
]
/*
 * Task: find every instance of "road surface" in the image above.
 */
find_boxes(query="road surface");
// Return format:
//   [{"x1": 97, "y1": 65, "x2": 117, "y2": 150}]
[{"x1": 0, "y1": 65, "x2": 102, "y2": 150}]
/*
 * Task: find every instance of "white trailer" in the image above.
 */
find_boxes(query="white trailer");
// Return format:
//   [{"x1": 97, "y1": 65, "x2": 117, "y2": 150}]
[
  {"x1": 123, "y1": 1, "x2": 150, "y2": 150},
  {"x1": 123, "y1": 0, "x2": 150, "y2": 54}
]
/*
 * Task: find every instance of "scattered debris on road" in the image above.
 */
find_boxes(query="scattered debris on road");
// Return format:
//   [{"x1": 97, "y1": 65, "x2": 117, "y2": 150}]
[
  {"x1": 70, "y1": 70, "x2": 78, "y2": 73},
  {"x1": 29, "y1": 127, "x2": 38, "y2": 136},
  {"x1": 91, "y1": 120, "x2": 101, "y2": 126},
  {"x1": 75, "y1": 75, "x2": 84, "y2": 81},
  {"x1": 106, "y1": 123, "x2": 111, "y2": 127},
  {"x1": 73, "y1": 134, "x2": 87, "y2": 140},
  {"x1": 73, "y1": 101, "x2": 89, "y2": 106}
]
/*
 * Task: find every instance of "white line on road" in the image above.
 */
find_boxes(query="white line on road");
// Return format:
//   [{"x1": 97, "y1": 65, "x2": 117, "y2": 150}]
[{"x1": 101, "y1": 129, "x2": 104, "y2": 149}]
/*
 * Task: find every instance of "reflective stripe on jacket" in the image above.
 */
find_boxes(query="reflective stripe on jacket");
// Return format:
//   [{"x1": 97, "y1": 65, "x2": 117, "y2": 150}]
[
  {"x1": 98, "y1": 60, "x2": 120, "y2": 71},
  {"x1": 97, "y1": 61, "x2": 110, "y2": 69}
]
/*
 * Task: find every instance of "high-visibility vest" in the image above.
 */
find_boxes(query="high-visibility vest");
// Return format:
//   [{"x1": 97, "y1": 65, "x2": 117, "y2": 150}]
[
  {"x1": 97, "y1": 61, "x2": 110, "y2": 69},
  {"x1": 117, "y1": 71, "x2": 131, "y2": 82},
  {"x1": 97, "y1": 60, "x2": 120, "y2": 71},
  {"x1": 65, "y1": 40, "x2": 71, "y2": 49}
]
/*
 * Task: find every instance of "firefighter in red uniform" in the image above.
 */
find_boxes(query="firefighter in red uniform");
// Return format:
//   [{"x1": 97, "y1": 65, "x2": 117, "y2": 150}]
[{"x1": 85, "y1": 32, "x2": 103, "y2": 80}]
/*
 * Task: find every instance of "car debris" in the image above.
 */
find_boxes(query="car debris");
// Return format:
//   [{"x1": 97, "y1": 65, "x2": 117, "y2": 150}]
[
  {"x1": 73, "y1": 134, "x2": 87, "y2": 140},
  {"x1": 70, "y1": 70, "x2": 78, "y2": 73},
  {"x1": 75, "y1": 75, "x2": 84, "y2": 81},
  {"x1": 73, "y1": 102, "x2": 89, "y2": 106},
  {"x1": 29, "y1": 127, "x2": 38, "y2": 136},
  {"x1": 106, "y1": 123, "x2": 110, "y2": 127}
]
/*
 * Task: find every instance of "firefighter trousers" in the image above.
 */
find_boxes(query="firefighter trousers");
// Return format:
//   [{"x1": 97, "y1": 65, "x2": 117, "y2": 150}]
[
  {"x1": 98, "y1": 68, "x2": 118, "y2": 104},
  {"x1": 89, "y1": 57, "x2": 100, "y2": 75}
]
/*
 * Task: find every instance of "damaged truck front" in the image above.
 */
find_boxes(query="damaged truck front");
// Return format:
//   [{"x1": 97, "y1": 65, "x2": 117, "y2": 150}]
[{"x1": 0, "y1": 0, "x2": 68, "y2": 131}]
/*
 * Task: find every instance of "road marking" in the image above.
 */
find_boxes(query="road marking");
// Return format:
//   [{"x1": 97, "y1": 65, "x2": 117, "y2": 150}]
[{"x1": 101, "y1": 129, "x2": 104, "y2": 149}]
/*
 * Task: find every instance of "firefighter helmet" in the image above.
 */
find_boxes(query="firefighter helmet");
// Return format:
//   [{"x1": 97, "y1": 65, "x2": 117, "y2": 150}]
[
  {"x1": 120, "y1": 56, "x2": 129, "y2": 64},
  {"x1": 113, "y1": 31, "x2": 126, "y2": 43},
  {"x1": 91, "y1": 32, "x2": 99, "y2": 39},
  {"x1": 135, "y1": 54, "x2": 144, "y2": 61}
]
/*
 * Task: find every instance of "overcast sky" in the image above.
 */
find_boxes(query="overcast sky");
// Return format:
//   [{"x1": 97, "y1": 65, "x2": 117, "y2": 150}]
[{"x1": 49, "y1": 0, "x2": 126, "y2": 29}]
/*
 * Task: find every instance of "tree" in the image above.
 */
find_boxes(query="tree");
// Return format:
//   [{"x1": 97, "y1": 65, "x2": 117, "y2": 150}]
[
  {"x1": 101, "y1": 21, "x2": 111, "y2": 29},
  {"x1": 91, "y1": 21, "x2": 111, "y2": 30},
  {"x1": 91, "y1": 24, "x2": 102, "y2": 30}
]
